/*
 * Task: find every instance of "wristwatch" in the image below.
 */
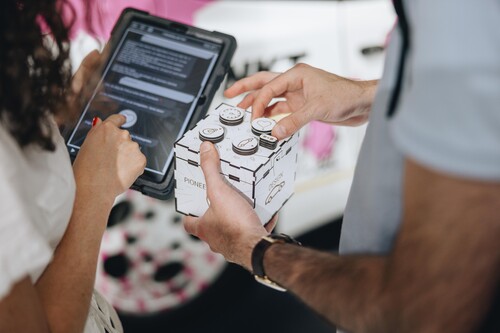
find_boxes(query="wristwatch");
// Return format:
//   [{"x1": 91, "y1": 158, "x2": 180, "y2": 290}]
[{"x1": 251, "y1": 233, "x2": 301, "y2": 292}]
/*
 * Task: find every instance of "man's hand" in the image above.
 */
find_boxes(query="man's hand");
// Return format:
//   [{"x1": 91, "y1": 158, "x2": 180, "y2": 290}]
[
  {"x1": 225, "y1": 63, "x2": 377, "y2": 140},
  {"x1": 259, "y1": 159, "x2": 500, "y2": 333},
  {"x1": 183, "y1": 142, "x2": 277, "y2": 271}
]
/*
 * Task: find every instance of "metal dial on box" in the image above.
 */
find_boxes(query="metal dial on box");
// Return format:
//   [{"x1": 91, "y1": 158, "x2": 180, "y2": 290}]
[{"x1": 174, "y1": 103, "x2": 299, "y2": 224}]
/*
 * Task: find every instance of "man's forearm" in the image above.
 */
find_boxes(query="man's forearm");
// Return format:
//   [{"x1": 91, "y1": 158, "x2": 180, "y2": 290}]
[
  {"x1": 335, "y1": 79, "x2": 379, "y2": 127},
  {"x1": 35, "y1": 188, "x2": 114, "y2": 333},
  {"x1": 264, "y1": 244, "x2": 387, "y2": 333},
  {"x1": 358, "y1": 79, "x2": 379, "y2": 113}
]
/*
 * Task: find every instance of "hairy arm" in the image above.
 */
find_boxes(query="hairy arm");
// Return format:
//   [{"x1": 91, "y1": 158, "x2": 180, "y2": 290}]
[{"x1": 264, "y1": 159, "x2": 500, "y2": 333}]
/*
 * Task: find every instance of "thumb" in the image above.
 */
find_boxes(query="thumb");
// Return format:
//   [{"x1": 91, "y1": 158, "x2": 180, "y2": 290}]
[
  {"x1": 72, "y1": 50, "x2": 101, "y2": 94},
  {"x1": 272, "y1": 109, "x2": 311, "y2": 140},
  {"x1": 82, "y1": 50, "x2": 101, "y2": 66},
  {"x1": 199, "y1": 142, "x2": 224, "y2": 195}
]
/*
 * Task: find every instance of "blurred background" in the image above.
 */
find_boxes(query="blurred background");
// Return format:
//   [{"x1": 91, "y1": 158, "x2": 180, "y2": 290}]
[{"x1": 68, "y1": 1, "x2": 395, "y2": 332}]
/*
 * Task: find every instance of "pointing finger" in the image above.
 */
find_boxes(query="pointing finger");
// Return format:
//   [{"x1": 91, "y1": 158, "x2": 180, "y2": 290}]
[
  {"x1": 272, "y1": 108, "x2": 312, "y2": 140},
  {"x1": 104, "y1": 114, "x2": 127, "y2": 128},
  {"x1": 199, "y1": 142, "x2": 225, "y2": 198}
]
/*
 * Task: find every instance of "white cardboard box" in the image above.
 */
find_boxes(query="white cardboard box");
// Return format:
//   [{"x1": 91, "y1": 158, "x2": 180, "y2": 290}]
[{"x1": 174, "y1": 103, "x2": 299, "y2": 224}]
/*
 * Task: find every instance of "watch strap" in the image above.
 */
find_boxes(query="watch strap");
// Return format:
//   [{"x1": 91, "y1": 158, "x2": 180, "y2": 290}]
[{"x1": 251, "y1": 233, "x2": 301, "y2": 292}]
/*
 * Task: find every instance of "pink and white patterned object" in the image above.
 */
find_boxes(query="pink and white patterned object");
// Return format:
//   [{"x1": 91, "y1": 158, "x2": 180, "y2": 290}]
[
  {"x1": 95, "y1": 190, "x2": 226, "y2": 314},
  {"x1": 301, "y1": 121, "x2": 337, "y2": 161},
  {"x1": 62, "y1": 0, "x2": 214, "y2": 39}
]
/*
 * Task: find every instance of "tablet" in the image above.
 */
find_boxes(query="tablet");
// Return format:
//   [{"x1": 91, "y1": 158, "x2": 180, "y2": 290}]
[{"x1": 64, "y1": 8, "x2": 237, "y2": 200}]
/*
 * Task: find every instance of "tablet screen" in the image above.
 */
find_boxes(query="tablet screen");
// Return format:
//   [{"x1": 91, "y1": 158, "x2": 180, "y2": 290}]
[{"x1": 66, "y1": 20, "x2": 222, "y2": 180}]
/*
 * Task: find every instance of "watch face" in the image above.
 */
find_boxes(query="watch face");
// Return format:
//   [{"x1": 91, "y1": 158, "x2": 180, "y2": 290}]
[
  {"x1": 219, "y1": 107, "x2": 244, "y2": 126},
  {"x1": 251, "y1": 234, "x2": 298, "y2": 293}
]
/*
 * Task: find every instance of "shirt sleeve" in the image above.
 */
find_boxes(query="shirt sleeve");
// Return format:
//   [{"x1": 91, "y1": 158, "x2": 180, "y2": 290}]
[
  {"x1": 0, "y1": 169, "x2": 53, "y2": 300},
  {"x1": 389, "y1": 2, "x2": 500, "y2": 180}
]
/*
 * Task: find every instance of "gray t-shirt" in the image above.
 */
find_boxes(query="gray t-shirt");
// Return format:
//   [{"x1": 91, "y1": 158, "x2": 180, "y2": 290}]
[{"x1": 340, "y1": 0, "x2": 500, "y2": 255}]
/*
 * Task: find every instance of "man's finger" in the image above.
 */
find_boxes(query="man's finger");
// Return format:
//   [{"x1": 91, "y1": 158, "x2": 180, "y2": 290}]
[
  {"x1": 272, "y1": 109, "x2": 311, "y2": 140},
  {"x1": 264, "y1": 214, "x2": 279, "y2": 233},
  {"x1": 183, "y1": 216, "x2": 199, "y2": 236},
  {"x1": 224, "y1": 72, "x2": 279, "y2": 99},
  {"x1": 104, "y1": 114, "x2": 127, "y2": 127},
  {"x1": 237, "y1": 91, "x2": 257, "y2": 110},
  {"x1": 262, "y1": 101, "x2": 292, "y2": 118},
  {"x1": 199, "y1": 142, "x2": 225, "y2": 197},
  {"x1": 251, "y1": 72, "x2": 296, "y2": 119}
]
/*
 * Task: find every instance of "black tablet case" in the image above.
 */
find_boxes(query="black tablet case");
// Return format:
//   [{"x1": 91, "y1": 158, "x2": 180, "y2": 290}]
[{"x1": 65, "y1": 8, "x2": 237, "y2": 200}]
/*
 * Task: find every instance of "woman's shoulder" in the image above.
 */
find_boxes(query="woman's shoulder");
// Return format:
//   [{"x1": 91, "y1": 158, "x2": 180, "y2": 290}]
[{"x1": 0, "y1": 122, "x2": 26, "y2": 177}]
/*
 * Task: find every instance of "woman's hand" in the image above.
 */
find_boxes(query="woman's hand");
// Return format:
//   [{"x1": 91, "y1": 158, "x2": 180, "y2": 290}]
[
  {"x1": 62, "y1": 50, "x2": 104, "y2": 125},
  {"x1": 225, "y1": 63, "x2": 378, "y2": 140},
  {"x1": 37, "y1": 113, "x2": 145, "y2": 333},
  {"x1": 72, "y1": 115, "x2": 146, "y2": 202},
  {"x1": 184, "y1": 142, "x2": 277, "y2": 271},
  {"x1": 70, "y1": 51, "x2": 146, "y2": 201},
  {"x1": 71, "y1": 50, "x2": 102, "y2": 97}
]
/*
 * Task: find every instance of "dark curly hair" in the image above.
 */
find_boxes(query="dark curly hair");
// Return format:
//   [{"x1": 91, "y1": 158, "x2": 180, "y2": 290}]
[{"x1": 0, "y1": 0, "x2": 74, "y2": 151}]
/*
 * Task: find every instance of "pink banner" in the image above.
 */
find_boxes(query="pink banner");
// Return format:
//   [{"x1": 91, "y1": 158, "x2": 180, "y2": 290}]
[{"x1": 62, "y1": 0, "x2": 213, "y2": 39}]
